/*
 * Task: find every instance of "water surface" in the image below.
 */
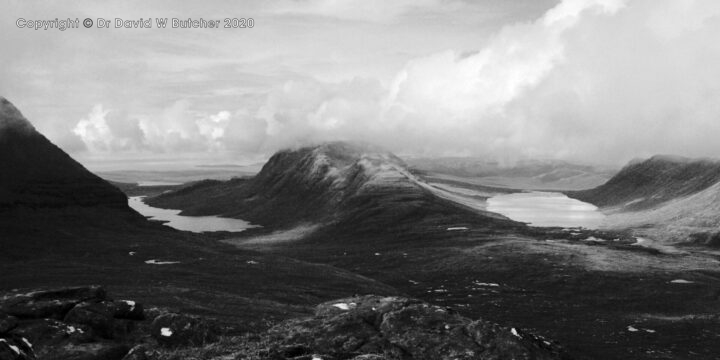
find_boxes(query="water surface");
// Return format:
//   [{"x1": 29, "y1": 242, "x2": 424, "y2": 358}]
[
  {"x1": 487, "y1": 191, "x2": 604, "y2": 229},
  {"x1": 128, "y1": 196, "x2": 258, "y2": 233}
]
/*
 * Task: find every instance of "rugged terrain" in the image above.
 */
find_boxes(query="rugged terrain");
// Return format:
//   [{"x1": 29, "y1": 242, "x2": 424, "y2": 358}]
[
  {"x1": 0, "y1": 97, "x2": 573, "y2": 359},
  {"x1": 570, "y1": 155, "x2": 720, "y2": 244},
  {"x1": 151, "y1": 142, "x2": 720, "y2": 359}
]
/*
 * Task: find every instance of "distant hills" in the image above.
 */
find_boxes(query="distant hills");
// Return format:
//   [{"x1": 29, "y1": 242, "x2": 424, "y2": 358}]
[
  {"x1": 569, "y1": 155, "x2": 720, "y2": 244},
  {"x1": 407, "y1": 157, "x2": 614, "y2": 191}
]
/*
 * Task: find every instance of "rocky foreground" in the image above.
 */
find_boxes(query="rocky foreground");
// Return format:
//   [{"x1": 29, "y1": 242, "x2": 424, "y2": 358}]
[{"x1": 0, "y1": 286, "x2": 568, "y2": 360}]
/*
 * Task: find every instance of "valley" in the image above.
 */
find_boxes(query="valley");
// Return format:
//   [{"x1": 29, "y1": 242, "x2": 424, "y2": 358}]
[
  {"x1": 139, "y1": 143, "x2": 720, "y2": 360},
  {"x1": 3, "y1": 96, "x2": 720, "y2": 359}
]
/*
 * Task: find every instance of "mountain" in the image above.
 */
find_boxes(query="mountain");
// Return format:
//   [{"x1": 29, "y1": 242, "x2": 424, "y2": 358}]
[
  {"x1": 569, "y1": 155, "x2": 720, "y2": 244},
  {"x1": 0, "y1": 97, "x2": 398, "y2": 338},
  {"x1": 407, "y1": 157, "x2": 614, "y2": 191},
  {"x1": 148, "y1": 141, "x2": 507, "y2": 228},
  {"x1": 0, "y1": 97, "x2": 129, "y2": 210}
]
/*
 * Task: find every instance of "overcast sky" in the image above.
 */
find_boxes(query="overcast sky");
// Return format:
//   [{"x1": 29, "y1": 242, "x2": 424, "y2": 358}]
[{"x1": 2, "y1": 0, "x2": 720, "y2": 169}]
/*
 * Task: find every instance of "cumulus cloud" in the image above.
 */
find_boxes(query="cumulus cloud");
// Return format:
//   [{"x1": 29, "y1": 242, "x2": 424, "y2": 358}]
[{"x1": 65, "y1": 0, "x2": 720, "y2": 165}]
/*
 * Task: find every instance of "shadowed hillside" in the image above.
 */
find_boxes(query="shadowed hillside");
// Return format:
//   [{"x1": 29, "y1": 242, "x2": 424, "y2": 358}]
[
  {"x1": 148, "y1": 141, "x2": 513, "y2": 229},
  {"x1": 569, "y1": 155, "x2": 720, "y2": 244},
  {"x1": 0, "y1": 97, "x2": 129, "y2": 210},
  {"x1": 570, "y1": 155, "x2": 720, "y2": 211}
]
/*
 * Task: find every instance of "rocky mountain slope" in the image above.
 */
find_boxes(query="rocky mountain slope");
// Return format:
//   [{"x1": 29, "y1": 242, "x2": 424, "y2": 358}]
[
  {"x1": 569, "y1": 155, "x2": 720, "y2": 243},
  {"x1": 1, "y1": 287, "x2": 569, "y2": 360},
  {"x1": 148, "y1": 141, "x2": 511, "y2": 228},
  {"x1": 0, "y1": 97, "x2": 129, "y2": 210}
]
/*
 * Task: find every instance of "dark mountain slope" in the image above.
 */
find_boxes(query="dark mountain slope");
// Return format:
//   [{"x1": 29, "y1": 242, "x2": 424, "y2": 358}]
[
  {"x1": 148, "y1": 141, "x2": 512, "y2": 229},
  {"x1": 0, "y1": 97, "x2": 129, "y2": 209},
  {"x1": 569, "y1": 155, "x2": 720, "y2": 211}
]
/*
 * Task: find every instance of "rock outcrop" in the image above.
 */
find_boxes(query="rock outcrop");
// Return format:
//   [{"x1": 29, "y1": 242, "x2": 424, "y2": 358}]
[
  {"x1": 265, "y1": 295, "x2": 569, "y2": 360},
  {"x1": 0, "y1": 286, "x2": 219, "y2": 360}
]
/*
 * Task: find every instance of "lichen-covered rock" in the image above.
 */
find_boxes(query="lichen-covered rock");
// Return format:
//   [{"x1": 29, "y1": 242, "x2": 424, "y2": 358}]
[
  {"x1": 112, "y1": 301, "x2": 144, "y2": 321},
  {"x1": 151, "y1": 313, "x2": 219, "y2": 347},
  {"x1": 267, "y1": 295, "x2": 570, "y2": 360},
  {"x1": 0, "y1": 287, "x2": 148, "y2": 360},
  {"x1": 64, "y1": 302, "x2": 116, "y2": 339},
  {"x1": 0, "y1": 286, "x2": 106, "y2": 320},
  {"x1": 0, "y1": 335, "x2": 35, "y2": 360}
]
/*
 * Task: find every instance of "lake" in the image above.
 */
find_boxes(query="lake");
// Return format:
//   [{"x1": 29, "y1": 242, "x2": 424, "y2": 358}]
[
  {"x1": 487, "y1": 191, "x2": 605, "y2": 229},
  {"x1": 128, "y1": 196, "x2": 258, "y2": 233}
]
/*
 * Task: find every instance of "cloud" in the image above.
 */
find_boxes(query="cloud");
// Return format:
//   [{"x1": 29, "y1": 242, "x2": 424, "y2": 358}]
[
  {"x1": 58, "y1": 0, "x2": 720, "y2": 165},
  {"x1": 73, "y1": 105, "x2": 147, "y2": 152}
]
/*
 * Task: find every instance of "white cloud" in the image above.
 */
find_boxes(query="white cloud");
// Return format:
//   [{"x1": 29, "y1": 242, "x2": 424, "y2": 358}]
[{"x1": 21, "y1": 0, "x2": 720, "y2": 166}]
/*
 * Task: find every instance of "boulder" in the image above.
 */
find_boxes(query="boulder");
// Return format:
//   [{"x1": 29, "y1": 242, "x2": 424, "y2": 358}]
[
  {"x1": 64, "y1": 302, "x2": 116, "y2": 339},
  {"x1": 0, "y1": 286, "x2": 105, "y2": 320},
  {"x1": 111, "y1": 301, "x2": 144, "y2": 321},
  {"x1": 151, "y1": 313, "x2": 219, "y2": 347},
  {"x1": 268, "y1": 295, "x2": 570, "y2": 360},
  {"x1": 9, "y1": 318, "x2": 93, "y2": 356}
]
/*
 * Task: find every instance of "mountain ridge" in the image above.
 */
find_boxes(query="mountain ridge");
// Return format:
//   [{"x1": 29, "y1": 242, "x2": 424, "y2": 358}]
[
  {"x1": 0, "y1": 96, "x2": 130, "y2": 210},
  {"x1": 568, "y1": 155, "x2": 720, "y2": 243},
  {"x1": 147, "y1": 141, "x2": 465, "y2": 228}
]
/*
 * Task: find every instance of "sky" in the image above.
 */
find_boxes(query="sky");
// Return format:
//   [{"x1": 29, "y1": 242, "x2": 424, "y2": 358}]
[{"x1": 2, "y1": 0, "x2": 720, "y2": 170}]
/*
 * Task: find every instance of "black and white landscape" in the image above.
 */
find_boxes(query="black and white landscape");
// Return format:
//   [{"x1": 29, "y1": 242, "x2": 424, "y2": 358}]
[{"x1": 2, "y1": 1, "x2": 720, "y2": 360}]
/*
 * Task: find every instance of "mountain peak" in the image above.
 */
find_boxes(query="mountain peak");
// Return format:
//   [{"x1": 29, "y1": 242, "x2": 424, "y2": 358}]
[
  {"x1": 0, "y1": 96, "x2": 34, "y2": 135},
  {"x1": 0, "y1": 97, "x2": 129, "y2": 209}
]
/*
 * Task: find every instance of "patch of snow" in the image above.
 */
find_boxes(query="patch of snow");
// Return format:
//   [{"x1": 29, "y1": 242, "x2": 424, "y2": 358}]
[
  {"x1": 627, "y1": 326, "x2": 639, "y2": 332},
  {"x1": 473, "y1": 281, "x2": 500, "y2": 287},
  {"x1": 670, "y1": 279, "x2": 693, "y2": 284},
  {"x1": 444, "y1": 324, "x2": 450, "y2": 330},
  {"x1": 332, "y1": 303, "x2": 350, "y2": 310},
  {"x1": 145, "y1": 259, "x2": 180, "y2": 265},
  {"x1": 584, "y1": 236, "x2": 606, "y2": 242},
  {"x1": 408, "y1": 280, "x2": 420, "y2": 285},
  {"x1": 447, "y1": 227, "x2": 469, "y2": 231},
  {"x1": 160, "y1": 327, "x2": 173, "y2": 337},
  {"x1": 246, "y1": 260, "x2": 259, "y2": 265},
  {"x1": 510, "y1": 328, "x2": 521, "y2": 338},
  {"x1": 645, "y1": 329, "x2": 656, "y2": 333},
  {"x1": 128, "y1": 251, "x2": 136, "y2": 256},
  {"x1": 374, "y1": 252, "x2": 381, "y2": 256},
  {"x1": 21, "y1": 338, "x2": 32, "y2": 348},
  {"x1": 312, "y1": 355, "x2": 323, "y2": 360}
]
